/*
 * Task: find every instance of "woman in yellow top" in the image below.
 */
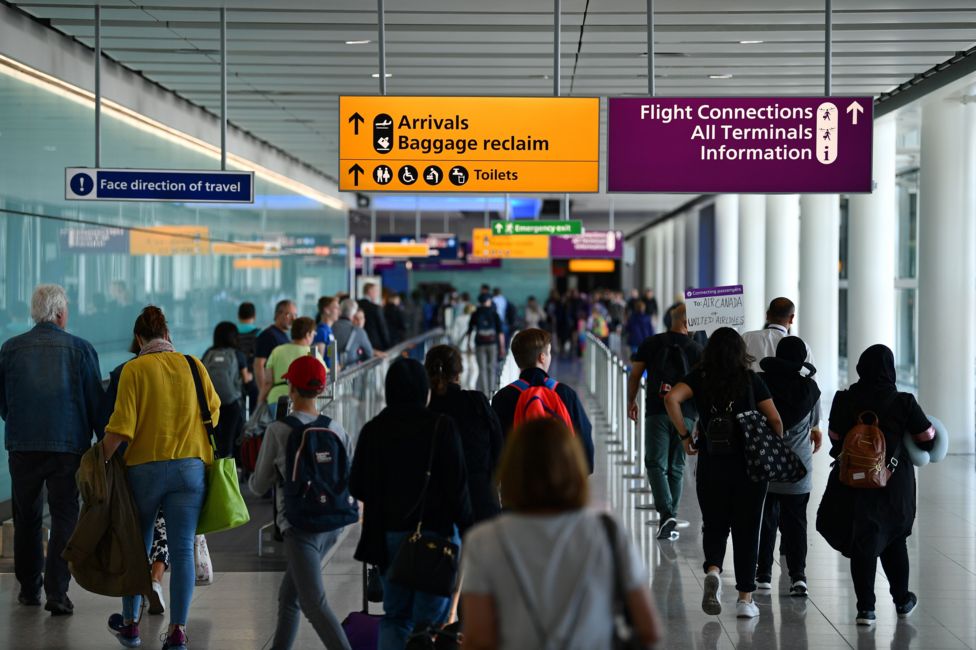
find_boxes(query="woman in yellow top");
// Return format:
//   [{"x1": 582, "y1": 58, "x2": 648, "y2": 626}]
[
  {"x1": 102, "y1": 306, "x2": 220, "y2": 650},
  {"x1": 260, "y1": 316, "x2": 326, "y2": 417}
]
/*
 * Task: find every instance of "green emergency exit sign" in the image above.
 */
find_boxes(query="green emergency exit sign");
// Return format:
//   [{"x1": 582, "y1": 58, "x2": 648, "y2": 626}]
[{"x1": 490, "y1": 220, "x2": 583, "y2": 236}]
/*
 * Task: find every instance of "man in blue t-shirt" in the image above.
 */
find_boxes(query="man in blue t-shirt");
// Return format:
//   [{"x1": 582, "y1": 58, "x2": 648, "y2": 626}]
[
  {"x1": 255, "y1": 299, "x2": 296, "y2": 400},
  {"x1": 313, "y1": 296, "x2": 339, "y2": 368}
]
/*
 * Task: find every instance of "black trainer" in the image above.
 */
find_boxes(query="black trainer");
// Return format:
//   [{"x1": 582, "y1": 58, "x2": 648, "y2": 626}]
[
  {"x1": 45, "y1": 596, "x2": 74, "y2": 616},
  {"x1": 18, "y1": 592, "x2": 41, "y2": 607},
  {"x1": 896, "y1": 592, "x2": 918, "y2": 619},
  {"x1": 657, "y1": 517, "x2": 678, "y2": 540},
  {"x1": 856, "y1": 610, "x2": 876, "y2": 626}
]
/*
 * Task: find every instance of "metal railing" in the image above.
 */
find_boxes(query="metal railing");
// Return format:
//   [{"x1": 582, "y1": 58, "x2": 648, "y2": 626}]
[
  {"x1": 319, "y1": 328, "x2": 449, "y2": 444},
  {"x1": 583, "y1": 333, "x2": 659, "y2": 517}
]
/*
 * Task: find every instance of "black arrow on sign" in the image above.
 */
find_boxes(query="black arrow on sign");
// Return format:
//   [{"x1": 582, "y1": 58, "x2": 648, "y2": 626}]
[
  {"x1": 348, "y1": 112, "x2": 365, "y2": 135},
  {"x1": 349, "y1": 164, "x2": 365, "y2": 186}
]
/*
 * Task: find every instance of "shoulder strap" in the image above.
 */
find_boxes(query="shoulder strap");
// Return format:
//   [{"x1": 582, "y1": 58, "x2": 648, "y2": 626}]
[
  {"x1": 543, "y1": 377, "x2": 558, "y2": 390},
  {"x1": 599, "y1": 513, "x2": 634, "y2": 633},
  {"x1": 401, "y1": 416, "x2": 445, "y2": 531},
  {"x1": 184, "y1": 355, "x2": 216, "y2": 453},
  {"x1": 282, "y1": 414, "x2": 304, "y2": 431},
  {"x1": 510, "y1": 379, "x2": 530, "y2": 392}
]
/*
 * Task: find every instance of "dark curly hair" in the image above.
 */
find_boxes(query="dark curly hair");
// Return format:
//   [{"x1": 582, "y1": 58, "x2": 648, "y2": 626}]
[{"x1": 699, "y1": 327, "x2": 754, "y2": 409}]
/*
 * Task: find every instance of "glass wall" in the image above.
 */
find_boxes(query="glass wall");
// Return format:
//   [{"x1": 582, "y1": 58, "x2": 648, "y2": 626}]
[{"x1": 0, "y1": 69, "x2": 348, "y2": 501}]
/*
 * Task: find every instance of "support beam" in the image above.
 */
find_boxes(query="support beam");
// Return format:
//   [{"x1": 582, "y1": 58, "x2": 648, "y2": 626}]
[
  {"x1": 917, "y1": 92, "x2": 976, "y2": 454},
  {"x1": 738, "y1": 195, "x2": 766, "y2": 331},
  {"x1": 714, "y1": 194, "x2": 739, "y2": 286}
]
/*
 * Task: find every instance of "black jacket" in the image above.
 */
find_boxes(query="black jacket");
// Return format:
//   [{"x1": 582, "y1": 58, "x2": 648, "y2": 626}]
[
  {"x1": 491, "y1": 367, "x2": 595, "y2": 473},
  {"x1": 383, "y1": 303, "x2": 407, "y2": 346},
  {"x1": 349, "y1": 405, "x2": 473, "y2": 569},
  {"x1": 429, "y1": 384, "x2": 503, "y2": 523},
  {"x1": 358, "y1": 298, "x2": 391, "y2": 351}
]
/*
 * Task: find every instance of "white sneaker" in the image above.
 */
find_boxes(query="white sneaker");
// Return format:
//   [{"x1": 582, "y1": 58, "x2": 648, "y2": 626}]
[
  {"x1": 148, "y1": 580, "x2": 166, "y2": 615},
  {"x1": 736, "y1": 600, "x2": 760, "y2": 618},
  {"x1": 702, "y1": 572, "x2": 722, "y2": 615},
  {"x1": 789, "y1": 580, "x2": 808, "y2": 598},
  {"x1": 756, "y1": 580, "x2": 772, "y2": 590}
]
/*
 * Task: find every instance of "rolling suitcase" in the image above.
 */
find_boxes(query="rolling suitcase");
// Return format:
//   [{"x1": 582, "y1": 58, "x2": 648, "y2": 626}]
[{"x1": 341, "y1": 563, "x2": 382, "y2": 650}]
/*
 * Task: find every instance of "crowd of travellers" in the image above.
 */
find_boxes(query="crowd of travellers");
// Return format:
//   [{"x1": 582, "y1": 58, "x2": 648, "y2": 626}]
[{"x1": 0, "y1": 283, "x2": 938, "y2": 649}]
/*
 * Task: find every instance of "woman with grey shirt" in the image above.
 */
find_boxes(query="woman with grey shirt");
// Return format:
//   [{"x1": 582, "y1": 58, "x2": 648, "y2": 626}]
[
  {"x1": 249, "y1": 356, "x2": 353, "y2": 650},
  {"x1": 755, "y1": 336, "x2": 823, "y2": 598}
]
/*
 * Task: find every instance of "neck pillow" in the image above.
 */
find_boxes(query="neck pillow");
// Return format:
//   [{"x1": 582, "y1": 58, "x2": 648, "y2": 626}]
[{"x1": 903, "y1": 415, "x2": 949, "y2": 466}]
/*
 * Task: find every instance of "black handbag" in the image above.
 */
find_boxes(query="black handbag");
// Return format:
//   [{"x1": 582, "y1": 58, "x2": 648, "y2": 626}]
[
  {"x1": 737, "y1": 382, "x2": 808, "y2": 483},
  {"x1": 388, "y1": 418, "x2": 460, "y2": 597}
]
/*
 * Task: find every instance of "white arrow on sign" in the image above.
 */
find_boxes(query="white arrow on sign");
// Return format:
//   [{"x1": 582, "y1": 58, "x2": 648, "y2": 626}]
[{"x1": 846, "y1": 101, "x2": 864, "y2": 125}]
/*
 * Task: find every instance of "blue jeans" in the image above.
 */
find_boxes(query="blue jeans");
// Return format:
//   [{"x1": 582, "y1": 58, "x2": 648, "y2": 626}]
[
  {"x1": 122, "y1": 459, "x2": 205, "y2": 626},
  {"x1": 271, "y1": 527, "x2": 350, "y2": 650},
  {"x1": 378, "y1": 530, "x2": 460, "y2": 650}
]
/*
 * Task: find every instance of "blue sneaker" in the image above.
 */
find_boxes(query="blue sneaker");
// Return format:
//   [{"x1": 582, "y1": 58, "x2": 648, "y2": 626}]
[
  {"x1": 896, "y1": 592, "x2": 918, "y2": 618},
  {"x1": 856, "y1": 610, "x2": 876, "y2": 626},
  {"x1": 108, "y1": 613, "x2": 142, "y2": 647}
]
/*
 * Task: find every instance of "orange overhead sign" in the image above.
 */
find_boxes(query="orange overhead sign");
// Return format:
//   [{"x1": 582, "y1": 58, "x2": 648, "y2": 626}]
[
  {"x1": 361, "y1": 241, "x2": 432, "y2": 258},
  {"x1": 339, "y1": 96, "x2": 599, "y2": 192},
  {"x1": 569, "y1": 259, "x2": 616, "y2": 273},
  {"x1": 471, "y1": 228, "x2": 549, "y2": 259},
  {"x1": 129, "y1": 225, "x2": 209, "y2": 256},
  {"x1": 212, "y1": 241, "x2": 278, "y2": 256},
  {"x1": 233, "y1": 258, "x2": 281, "y2": 270}
]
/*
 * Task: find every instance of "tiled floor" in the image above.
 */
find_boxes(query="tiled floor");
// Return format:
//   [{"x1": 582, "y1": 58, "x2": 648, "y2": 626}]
[{"x1": 1, "y1": 362, "x2": 974, "y2": 649}]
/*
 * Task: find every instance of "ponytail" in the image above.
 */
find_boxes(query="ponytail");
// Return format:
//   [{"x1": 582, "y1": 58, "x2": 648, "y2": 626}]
[{"x1": 424, "y1": 344, "x2": 463, "y2": 396}]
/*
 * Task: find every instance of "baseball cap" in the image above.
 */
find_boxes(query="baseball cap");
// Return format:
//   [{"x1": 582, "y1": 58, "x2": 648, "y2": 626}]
[{"x1": 282, "y1": 355, "x2": 327, "y2": 392}]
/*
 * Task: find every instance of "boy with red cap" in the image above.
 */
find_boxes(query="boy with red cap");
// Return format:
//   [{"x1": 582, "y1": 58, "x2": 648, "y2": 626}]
[{"x1": 249, "y1": 356, "x2": 354, "y2": 650}]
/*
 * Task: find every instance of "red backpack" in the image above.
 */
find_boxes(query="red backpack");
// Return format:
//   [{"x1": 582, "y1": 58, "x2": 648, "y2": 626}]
[{"x1": 510, "y1": 378, "x2": 574, "y2": 432}]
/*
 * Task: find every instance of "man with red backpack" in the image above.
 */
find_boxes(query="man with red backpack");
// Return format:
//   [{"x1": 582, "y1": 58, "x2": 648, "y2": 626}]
[{"x1": 491, "y1": 328, "x2": 594, "y2": 473}]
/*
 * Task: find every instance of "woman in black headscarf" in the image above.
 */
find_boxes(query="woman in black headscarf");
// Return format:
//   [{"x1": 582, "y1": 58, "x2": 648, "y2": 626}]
[
  {"x1": 349, "y1": 357, "x2": 473, "y2": 650},
  {"x1": 819, "y1": 344, "x2": 936, "y2": 626},
  {"x1": 755, "y1": 336, "x2": 822, "y2": 598}
]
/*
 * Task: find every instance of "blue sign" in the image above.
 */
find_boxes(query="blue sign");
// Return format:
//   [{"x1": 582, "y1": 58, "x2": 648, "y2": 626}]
[{"x1": 65, "y1": 167, "x2": 255, "y2": 203}]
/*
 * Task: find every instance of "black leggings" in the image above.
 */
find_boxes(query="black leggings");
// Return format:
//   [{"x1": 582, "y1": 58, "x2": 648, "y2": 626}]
[
  {"x1": 850, "y1": 535, "x2": 910, "y2": 612},
  {"x1": 695, "y1": 452, "x2": 768, "y2": 593}
]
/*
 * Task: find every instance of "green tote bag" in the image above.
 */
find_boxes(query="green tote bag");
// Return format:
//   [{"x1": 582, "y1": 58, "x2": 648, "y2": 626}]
[{"x1": 185, "y1": 355, "x2": 251, "y2": 535}]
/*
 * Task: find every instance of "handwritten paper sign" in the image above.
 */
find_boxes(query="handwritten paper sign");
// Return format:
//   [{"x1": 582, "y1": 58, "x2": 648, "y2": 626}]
[{"x1": 684, "y1": 285, "x2": 745, "y2": 334}]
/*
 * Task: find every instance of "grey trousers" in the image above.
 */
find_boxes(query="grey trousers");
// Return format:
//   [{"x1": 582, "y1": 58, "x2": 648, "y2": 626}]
[{"x1": 475, "y1": 344, "x2": 499, "y2": 396}]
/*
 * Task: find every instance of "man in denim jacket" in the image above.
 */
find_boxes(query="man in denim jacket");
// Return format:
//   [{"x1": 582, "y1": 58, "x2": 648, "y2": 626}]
[{"x1": 0, "y1": 284, "x2": 103, "y2": 615}]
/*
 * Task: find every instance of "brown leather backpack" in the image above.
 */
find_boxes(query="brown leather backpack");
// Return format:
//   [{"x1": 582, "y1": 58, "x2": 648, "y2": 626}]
[{"x1": 839, "y1": 410, "x2": 899, "y2": 488}]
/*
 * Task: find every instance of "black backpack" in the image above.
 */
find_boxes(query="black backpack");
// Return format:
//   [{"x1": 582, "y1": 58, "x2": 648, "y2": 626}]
[
  {"x1": 650, "y1": 339, "x2": 691, "y2": 399},
  {"x1": 237, "y1": 329, "x2": 257, "y2": 366},
  {"x1": 281, "y1": 414, "x2": 358, "y2": 533},
  {"x1": 473, "y1": 308, "x2": 498, "y2": 345}
]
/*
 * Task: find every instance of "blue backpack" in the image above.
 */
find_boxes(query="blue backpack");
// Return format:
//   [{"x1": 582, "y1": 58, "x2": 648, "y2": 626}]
[{"x1": 281, "y1": 414, "x2": 358, "y2": 533}]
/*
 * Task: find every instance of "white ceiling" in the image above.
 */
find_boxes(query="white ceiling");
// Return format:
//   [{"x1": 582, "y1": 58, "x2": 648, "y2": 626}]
[{"x1": 7, "y1": 0, "x2": 975, "y2": 216}]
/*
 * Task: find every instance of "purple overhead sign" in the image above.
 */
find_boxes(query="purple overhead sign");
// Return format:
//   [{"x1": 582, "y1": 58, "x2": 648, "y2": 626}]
[
  {"x1": 608, "y1": 97, "x2": 873, "y2": 193},
  {"x1": 551, "y1": 230, "x2": 623, "y2": 259}
]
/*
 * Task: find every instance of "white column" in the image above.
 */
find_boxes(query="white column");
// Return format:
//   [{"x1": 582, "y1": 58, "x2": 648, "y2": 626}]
[
  {"x1": 654, "y1": 227, "x2": 665, "y2": 310},
  {"x1": 684, "y1": 211, "x2": 700, "y2": 289},
  {"x1": 799, "y1": 194, "x2": 840, "y2": 396},
  {"x1": 765, "y1": 194, "x2": 800, "y2": 306},
  {"x1": 673, "y1": 215, "x2": 686, "y2": 298},
  {"x1": 663, "y1": 219, "x2": 675, "y2": 304},
  {"x1": 641, "y1": 232, "x2": 654, "y2": 292},
  {"x1": 738, "y1": 195, "x2": 766, "y2": 330},
  {"x1": 714, "y1": 194, "x2": 740, "y2": 286},
  {"x1": 847, "y1": 116, "x2": 896, "y2": 363},
  {"x1": 917, "y1": 94, "x2": 976, "y2": 455}
]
